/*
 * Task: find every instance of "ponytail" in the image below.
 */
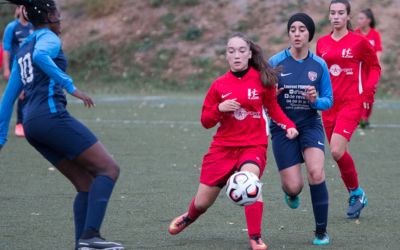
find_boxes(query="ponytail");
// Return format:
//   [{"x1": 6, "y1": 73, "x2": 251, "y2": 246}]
[{"x1": 248, "y1": 41, "x2": 277, "y2": 87}]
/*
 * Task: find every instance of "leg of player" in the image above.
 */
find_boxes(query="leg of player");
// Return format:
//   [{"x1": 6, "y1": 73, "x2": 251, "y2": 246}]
[
  {"x1": 241, "y1": 163, "x2": 268, "y2": 250},
  {"x1": 279, "y1": 165, "x2": 303, "y2": 209},
  {"x1": 72, "y1": 141, "x2": 124, "y2": 250},
  {"x1": 168, "y1": 184, "x2": 220, "y2": 235},
  {"x1": 303, "y1": 148, "x2": 330, "y2": 245},
  {"x1": 55, "y1": 159, "x2": 93, "y2": 246},
  {"x1": 15, "y1": 96, "x2": 25, "y2": 137},
  {"x1": 330, "y1": 134, "x2": 367, "y2": 219}
]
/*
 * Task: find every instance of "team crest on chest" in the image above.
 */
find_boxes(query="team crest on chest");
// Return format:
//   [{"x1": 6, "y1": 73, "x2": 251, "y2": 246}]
[
  {"x1": 342, "y1": 48, "x2": 353, "y2": 58},
  {"x1": 308, "y1": 71, "x2": 318, "y2": 81},
  {"x1": 248, "y1": 88, "x2": 259, "y2": 100}
]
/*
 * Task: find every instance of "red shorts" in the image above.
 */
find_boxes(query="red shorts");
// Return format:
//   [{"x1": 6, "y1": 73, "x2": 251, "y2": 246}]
[
  {"x1": 322, "y1": 99, "x2": 362, "y2": 141},
  {"x1": 199, "y1": 145, "x2": 267, "y2": 187}
]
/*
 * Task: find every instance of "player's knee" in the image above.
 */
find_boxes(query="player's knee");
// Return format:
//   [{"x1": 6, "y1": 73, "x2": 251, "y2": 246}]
[
  {"x1": 107, "y1": 161, "x2": 120, "y2": 181},
  {"x1": 95, "y1": 160, "x2": 120, "y2": 181},
  {"x1": 283, "y1": 182, "x2": 303, "y2": 196},
  {"x1": 308, "y1": 169, "x2": 325, "y2": 184},
  {"x1": 330, "y1": 146, "x2": 344, "y2": 161}
]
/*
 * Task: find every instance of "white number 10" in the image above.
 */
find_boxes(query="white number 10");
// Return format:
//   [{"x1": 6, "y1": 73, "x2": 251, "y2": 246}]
[{"x1": 18, "y1": 53, "x2": 34, "y2": 85}]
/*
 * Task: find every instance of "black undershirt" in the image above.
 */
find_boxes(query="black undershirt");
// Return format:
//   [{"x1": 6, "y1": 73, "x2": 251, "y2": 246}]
[{"x1": 231, "y1": 67, "x2": 250, "y2": 78}]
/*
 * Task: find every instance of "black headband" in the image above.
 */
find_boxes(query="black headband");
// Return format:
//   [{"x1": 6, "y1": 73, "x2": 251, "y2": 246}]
[{"x1": 287, "y1": 13, "x2": 315, "y2": 42}]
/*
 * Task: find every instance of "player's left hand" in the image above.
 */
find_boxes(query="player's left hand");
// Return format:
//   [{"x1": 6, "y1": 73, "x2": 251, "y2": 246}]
[
  {"x1": 303, "y1": 86, "x2": 317, "y2": 103},
  {"x1": 286, "y1": 127, "x2": 299, "y2": 139},
  {"x1": 72, "y1": 89, "x2": 95, "y2": 108}
]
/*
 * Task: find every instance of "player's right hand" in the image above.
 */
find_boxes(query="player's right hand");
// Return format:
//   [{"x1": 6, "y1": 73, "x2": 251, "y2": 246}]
[
  {"x1": 286, "y1": 127, "x2": 299, "y2": 139},
  {"x1": 72, "y1": 89, "x2": 95, "y2": 108},
  {"x1": 218, "y1": 98, "x2": 241, "y2": 112}
]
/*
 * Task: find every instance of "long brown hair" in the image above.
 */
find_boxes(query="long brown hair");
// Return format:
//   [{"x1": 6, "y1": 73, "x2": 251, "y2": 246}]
[
  {"x1": 228, "y1": 33, "x2": 277, "y2": 87},
  {"x1": 330, "y1": 0, "x2": 353, "y2": 31}
]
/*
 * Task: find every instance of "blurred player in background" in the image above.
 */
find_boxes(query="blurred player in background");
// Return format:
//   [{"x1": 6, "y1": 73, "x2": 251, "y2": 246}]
[
  {"x1": 168, "y1": 32, "x2": 298, "y2": 250},
  {"x1": 0, "y1": 0, "x2": 124, "y2": 249},
  {"x1": 2, "y1": 5, "x2": 33, "y2": 137},
  {"x1": 269, "y1": 13, "x2": 333, "y2": 245},
  {"x1": 316, "y1": 0, "x2": 381, "y2": 219},
  {"x1": 355, "y1": 8, "x2": 383, "y2": 128}
]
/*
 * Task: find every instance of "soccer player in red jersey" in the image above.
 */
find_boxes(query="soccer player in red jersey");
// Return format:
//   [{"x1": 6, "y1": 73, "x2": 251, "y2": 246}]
[
  {"x1": 168, "y1": 33, "x2": 298, "y2": 250},
  {"x1": 355, "y1": 8, "x2": 383, "y2": 128},
  {"x1": 316, "y1": 0, "x2": 381, "y2": 219}
]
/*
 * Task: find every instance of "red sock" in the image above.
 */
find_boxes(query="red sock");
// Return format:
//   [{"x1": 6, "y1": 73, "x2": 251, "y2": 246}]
[
  {"x1": 187, "y1": 197, "x2": 206, "y2": 221},
  {"x1": 244, "y1": 201, "x2": 263, "y2": 238},
  {"x1": 336, "y1": 151, "x2": 359, "y2": 191}
]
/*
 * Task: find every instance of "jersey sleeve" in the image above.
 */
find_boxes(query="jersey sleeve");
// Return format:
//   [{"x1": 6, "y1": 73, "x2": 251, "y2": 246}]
[
  {"x1": 32, "y1": 31, "x2": 76, "y2": 94},
  {"x1": 200, "y1": 82, "x2": 223, "y2": 129},
  {"x1": 263, "y1": 86, "x2": 295, "y2": 130},
  {"x1": 360, "y1": 38, "x2": 381, "y2": 97},
  {"x1": 0, "y1": 61, "x2": 23, "y2": 145},
  {"x1": 2, "y1": 21, "x2": 16, "y2": 52},
  {"x1": 310, "y1": 59, "x2": 333, "y2": 110}
]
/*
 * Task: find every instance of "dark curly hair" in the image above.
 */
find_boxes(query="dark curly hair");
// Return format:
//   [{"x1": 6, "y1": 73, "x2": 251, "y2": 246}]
[{"x1": 4, "y1": 0, "x2": 58, "y2": 26}]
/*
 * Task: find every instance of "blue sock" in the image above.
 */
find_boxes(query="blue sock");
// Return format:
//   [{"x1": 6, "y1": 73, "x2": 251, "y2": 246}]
[
  {"x1": 310, "y1": 181, "x2": 329, "y2": 232},
  {"x1": 83, "y1": 176, "x2": 115, "y2": 237},
  {"x1": 74, "y1": 192, "x2": 88, "y2": 242},
  {"x1": 350, "y1": 187, "x2": 363, "y2": 196}
]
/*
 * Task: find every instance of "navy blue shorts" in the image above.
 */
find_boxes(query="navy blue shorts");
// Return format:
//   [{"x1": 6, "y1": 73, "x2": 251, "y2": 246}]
[
  {"x1": 24, "y1": 111, "x2": 98, "y2": 166},
  {"x1": 271, "y1": 121, "x2": 325, "y2": 171}
]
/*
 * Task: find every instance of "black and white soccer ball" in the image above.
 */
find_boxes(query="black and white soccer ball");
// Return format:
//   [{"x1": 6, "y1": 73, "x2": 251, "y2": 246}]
[{"x1": 226, "y1": 171, "x2": 262, "y2": 206}]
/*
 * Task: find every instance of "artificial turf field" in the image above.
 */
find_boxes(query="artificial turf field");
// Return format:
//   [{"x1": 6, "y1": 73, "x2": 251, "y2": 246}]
[{"x1": 0, "y1": 94, "x2": 399, "y2": 250}]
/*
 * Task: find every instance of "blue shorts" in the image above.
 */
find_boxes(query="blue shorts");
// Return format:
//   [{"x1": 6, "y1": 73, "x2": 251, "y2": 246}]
[
  {"x1": 271, "y1": 121, "x2": 325, "y2": 171},
  {"x1": 24, "y1": 111, "x2": 98, "y2": 166}
]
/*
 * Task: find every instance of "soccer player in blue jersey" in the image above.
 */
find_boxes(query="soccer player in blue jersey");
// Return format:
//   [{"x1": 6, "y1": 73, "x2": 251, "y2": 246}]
[
  {"x1": 2, "y1": 5, "x2": 33, "y2": 137},
  {"x1": 268, "y1": 13, "x2": 333, "y2": 246},
  {"x1": 0, "y1": 1, "x2": 124, "y2": 249}
]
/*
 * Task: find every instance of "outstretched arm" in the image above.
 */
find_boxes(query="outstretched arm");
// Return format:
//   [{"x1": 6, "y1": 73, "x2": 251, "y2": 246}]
[{"x1": 0, "y1": 62, "x2": 23, "y2": 147}]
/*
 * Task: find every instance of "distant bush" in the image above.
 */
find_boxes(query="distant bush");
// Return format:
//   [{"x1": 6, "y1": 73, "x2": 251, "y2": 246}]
[
  {"x1": 149, "y1": 0, "x2": 199, "y2": 7},
  {"x1": 181, "y1": 26, "x2": 203, "y2": 41},
  {"x1": 66, "y1": 0, "x2": 121, "y2": 18},
  {"x1": 68, "y1": 41, "x2": 112, "y2": 81},
  {"x1": 160, "y1": 13, "x2": 176, "y2": 29}
]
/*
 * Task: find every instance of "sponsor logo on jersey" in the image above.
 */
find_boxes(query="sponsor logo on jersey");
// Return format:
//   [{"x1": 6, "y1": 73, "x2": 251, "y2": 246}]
[
  {"x1": 221, "y1": 92, "x2": 232, "y2": 99},
  {"x1": 330, "y1": 64, "x2": 341, "y2": 76},
  {"x1": 248, "y1": 89, "x2": 259, "y2": 100},
  {"x1": 308, "y1": 71, "x2": 318, "y2": 81},
  {"x1": 329, "y1": 64, "x2": 353, "y2": 76},
  {"x1": 342, "y1": 48, "x2": 353, "y2": 58},
  {"x1": 233, "y1": 108, "x2": 260, "y2": 120}
]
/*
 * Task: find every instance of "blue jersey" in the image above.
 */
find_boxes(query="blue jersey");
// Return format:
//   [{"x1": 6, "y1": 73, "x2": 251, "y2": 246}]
[
  {"x1": 269, "y1": 49, "x2": 333, "y2": 128},
  {"x1": 2, "y1": 19, "x2": 33, "y2": 66},
  {"x1": 0, "y1": 28, "x2": 76, "y2": 145}
]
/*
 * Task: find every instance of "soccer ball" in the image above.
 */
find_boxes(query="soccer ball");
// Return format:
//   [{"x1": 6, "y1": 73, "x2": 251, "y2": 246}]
[{"x1": 226, "y1": 171, "x2": 262, "y2": 206}]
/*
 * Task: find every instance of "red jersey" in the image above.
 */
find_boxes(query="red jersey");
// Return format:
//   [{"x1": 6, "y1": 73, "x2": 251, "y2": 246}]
[
  {"x1": 201, "y1": 67, "x2": 295, "y2": 147},
  {"x1": 355, "y1": 28, "x2": 382, "y2": 52},
  {"x1": 316, "y1": 32, "x2": 381, "y2": 103}
]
